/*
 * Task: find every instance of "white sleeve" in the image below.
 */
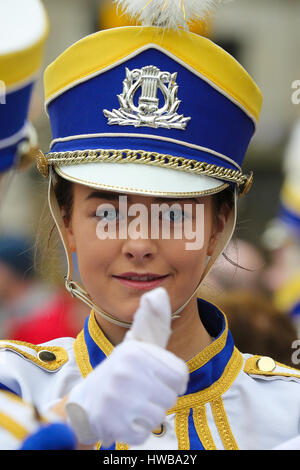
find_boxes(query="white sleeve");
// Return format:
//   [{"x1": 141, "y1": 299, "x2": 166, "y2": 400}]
[{"x1": 0, "y1": 390, "x2": 76, "y2": 450}]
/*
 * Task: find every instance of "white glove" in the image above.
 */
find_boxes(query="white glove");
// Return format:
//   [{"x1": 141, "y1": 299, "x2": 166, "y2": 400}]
[{"x1": 66, "y1": 287, "x2": 189, "y2": 447}]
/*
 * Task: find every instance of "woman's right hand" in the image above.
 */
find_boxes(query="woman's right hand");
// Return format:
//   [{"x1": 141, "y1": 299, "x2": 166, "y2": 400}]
[{"x1": 66, "y1": 287, "x2": 189, "y2": 447}]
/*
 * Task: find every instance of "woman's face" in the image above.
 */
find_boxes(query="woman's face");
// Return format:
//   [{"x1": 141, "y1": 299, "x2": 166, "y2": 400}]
[{"x1": 64, "y1": 184, "x2": 227, "y2": 323}]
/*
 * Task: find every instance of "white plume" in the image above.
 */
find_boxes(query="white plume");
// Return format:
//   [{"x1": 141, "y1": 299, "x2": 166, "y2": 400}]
[{"x1": 114, "y1": 0, "x2": 230, "y2": 30}]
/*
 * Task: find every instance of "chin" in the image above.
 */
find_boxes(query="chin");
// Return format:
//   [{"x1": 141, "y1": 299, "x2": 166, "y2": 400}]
[{"x1": 94, "y1": 297, "x2": 139, "y2": 321}]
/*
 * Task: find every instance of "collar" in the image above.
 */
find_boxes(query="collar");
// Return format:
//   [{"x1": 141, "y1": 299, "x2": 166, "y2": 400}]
[{"x1": 73, "y1": 298, "x2": 243, "y2": 404}]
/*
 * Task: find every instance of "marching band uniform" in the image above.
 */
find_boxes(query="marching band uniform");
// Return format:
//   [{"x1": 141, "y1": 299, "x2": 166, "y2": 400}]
[
  {"x1": 1, "y1": 302, "x2": 300, "y2": 450},
  {"x1": 1, "y1": 0, "x2": 300, "y2": 450},
  {"x1": 0, "y1": 0, "x2": 76, "y2": 450}
]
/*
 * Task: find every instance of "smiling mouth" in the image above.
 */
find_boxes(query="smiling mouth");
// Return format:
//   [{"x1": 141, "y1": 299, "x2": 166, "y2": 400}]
[
  {"x1": 113, "y1": 273, "x2": 169, "y2": 281},
  {"x1": 112, "y1": 273, "x2": 170, "y2": 289}
]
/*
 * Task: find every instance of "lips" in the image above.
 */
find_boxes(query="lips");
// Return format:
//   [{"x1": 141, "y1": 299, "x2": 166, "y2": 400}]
[
  {"x1": 114, "y1": 272, "x2": 168, "y2": 281},
  {"x1": 112, "y1": 272, "x2": 170, "y2": 290}
]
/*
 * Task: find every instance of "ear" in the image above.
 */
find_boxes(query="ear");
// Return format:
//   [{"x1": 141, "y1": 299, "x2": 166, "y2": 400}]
[
  {"x1": 61, "y1": 208, "x2": 76, "y2": 253},
  {"x1": 207, "y1": 203, "x2": 231, "y2": 256}
]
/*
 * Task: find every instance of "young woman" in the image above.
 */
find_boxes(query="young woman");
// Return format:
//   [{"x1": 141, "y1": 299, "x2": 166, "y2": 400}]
[{"x1": 1, "y1": 0, "x2": 300, "y2": 450}]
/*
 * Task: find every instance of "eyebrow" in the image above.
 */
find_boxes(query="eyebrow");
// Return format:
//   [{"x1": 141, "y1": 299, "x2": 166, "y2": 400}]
[
  {"x1": 85, "y1": 191, "x2": 122, "y2": 201},
  {"x1": 85, "y1": 191, "x2": 197, "y2": 204}
]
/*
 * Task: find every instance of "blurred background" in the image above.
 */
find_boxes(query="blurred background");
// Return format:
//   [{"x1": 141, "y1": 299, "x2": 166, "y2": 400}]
[{"x1": 1, "y1": 0, "x2": 300, "y2": 366}]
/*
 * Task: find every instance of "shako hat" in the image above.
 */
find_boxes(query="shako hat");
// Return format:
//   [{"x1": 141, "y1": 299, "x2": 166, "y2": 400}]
[{"x1": 0, "y1": 0, "x2": 48, "y2": 178}]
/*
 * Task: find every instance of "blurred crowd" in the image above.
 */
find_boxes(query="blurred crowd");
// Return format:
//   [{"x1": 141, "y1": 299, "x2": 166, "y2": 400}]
[
  {"x1": 0, "y1": 234, "x2": 88, "y2": 343},
  {"x1": 200, "y1": 118, "x2": 300, "y2": 367},
  {"x1": 1, "y1": 0, "x2": 300, "y2": 371}
]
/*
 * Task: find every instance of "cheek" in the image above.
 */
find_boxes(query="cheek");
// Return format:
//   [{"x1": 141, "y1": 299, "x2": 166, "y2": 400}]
[
  {"x1": 76, "y1": 237, "x2": 118, "y2": 284},
  {"x1": 71, "y1": 215, "x2": 114, "y2": 282},
  {"x1": 163, "y1": 238, "x2": 209, "y2": 277}
]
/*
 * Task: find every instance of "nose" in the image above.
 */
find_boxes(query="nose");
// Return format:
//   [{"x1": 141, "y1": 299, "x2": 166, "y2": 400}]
[{"x1": 121, "y1": 237, "x2": 158, "y2": 262}]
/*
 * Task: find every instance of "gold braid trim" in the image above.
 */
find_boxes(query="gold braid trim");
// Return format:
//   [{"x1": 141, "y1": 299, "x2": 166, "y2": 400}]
[
  {"x1": 37, "y1": 148, "x2": 252, "y2": 194},
  {"x1": 73, "y1": 330, "x2": 93, "y2": 377},
  {"x1": 88, "y1": 311, "x2": 114, "y2": 357},
  {"x1": 187, "y1": 314, "x2": 228, "y2": 373},
  {"x1": 193, "y1": 405, "x2": 217, "y2": 450},
  {"x1": 175, "y1": 409, "x2": 190, "y2": 450},
  {"x1": 0, "y1": 340, "x2": 68, "y2": 371},
  {"x1": 167, "y1": 348, "x2": 243, "y2": 413},
  {"x1": 116, "y1": 442, "x2": 130, "y2": 450},
  {"x1": 210, "y1": 397, "x2": 239, "y2": 450},
  {"x1": 244, "y1": 355, "x2": 300, "y2": 379},
  {"x1": 96, "y1": 442, "x2": 129, "y2": 450}
]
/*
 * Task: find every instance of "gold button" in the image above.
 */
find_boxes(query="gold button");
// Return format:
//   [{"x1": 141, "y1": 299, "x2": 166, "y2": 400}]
[
  {"x1": 239, "y1": 172, "x2": 253, "y2": 197},
  {"x1": 37, "y1": 350, "x2": 56, "y2": 363},
  {"x1": 152, "y1": 424, "x2": 166, "y2": 437},
  {"x1": 256, "y1": 356, "x2": 276, "y2": 372}
]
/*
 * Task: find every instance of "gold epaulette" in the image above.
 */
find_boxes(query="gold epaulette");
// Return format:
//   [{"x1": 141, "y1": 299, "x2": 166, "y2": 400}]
[
  {"x1": 0, "y1": 340, "x2": 68, "y2": 372},
  {"x1": 244, "y1": 355, "x2": 300, "y2": 380}
]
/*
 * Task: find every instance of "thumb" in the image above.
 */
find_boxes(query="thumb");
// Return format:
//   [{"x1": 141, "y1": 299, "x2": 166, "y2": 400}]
[{"x1": 125, "y1": 287, "x2": 172, "y2": 349}]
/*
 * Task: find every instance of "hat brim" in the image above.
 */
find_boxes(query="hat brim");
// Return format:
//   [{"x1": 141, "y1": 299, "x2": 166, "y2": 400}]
[{"x1": 54, "y1": 162, "x2": 228, "y2": 198}]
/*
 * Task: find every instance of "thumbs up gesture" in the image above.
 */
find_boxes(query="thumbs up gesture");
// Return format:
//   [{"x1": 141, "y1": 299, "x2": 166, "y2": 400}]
[{"x1": 66, "y1": 288, "x2": 189, "y2": 447}]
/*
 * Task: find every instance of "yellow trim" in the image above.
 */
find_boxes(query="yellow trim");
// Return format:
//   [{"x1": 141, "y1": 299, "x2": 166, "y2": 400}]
[
  {"x1": 1, "y1": 390, "x2": 27, "y2": 405},
  {"x1": 193, "y1": 405, "x2": 216, "y2": 450},
  {"x1": 0, "y1": 411, "x2": 29, "y2": 440},
  {"x1": 44, "y1": 26, "x2": 262, "y2": 122},
  {"x1": 116, "y1": 442, "x2": 130, "y2": 450},
  {"x1": 0, "y1": 391, "x2": 45, "y2": 424},
  {"x1": 168, "y1": 348, "x2": 243, "y2": 413},
  {"x1": 89, "y1": 311, "x2": 114, "y2": 357},
  {"x1": 73, "y1": 330, "x2": 93, "y2": 377},
  {"x1": 175, "y1": 408, "x2": 190, "y2": 450},
  {"x1": 187, "y1": 315, "x2": 228, "y2": 373},
  {"x1": 0, "y1": 340, "x2": 68, "y2": 371},
  {"x1": 244, "y1": 355, "x2": 300, "y2": 379},
  {"x1": 0, "y1": 17, "x2": 49, "y2": 88},
  {"x1": 211, "y1": 397, "x2": 238, "y2": 450},
  {"x1": 96, "y1": 442, "x2": 129, "y2": 450}
]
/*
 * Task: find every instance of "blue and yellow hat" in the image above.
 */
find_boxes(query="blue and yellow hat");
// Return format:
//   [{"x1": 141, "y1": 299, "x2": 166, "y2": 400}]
[
  {"x1": 0, "y1": 0, "x2": 48, "y2": 175},
  {"x1": 39, "y1": 3, "x2": 262, "y2": 198}
]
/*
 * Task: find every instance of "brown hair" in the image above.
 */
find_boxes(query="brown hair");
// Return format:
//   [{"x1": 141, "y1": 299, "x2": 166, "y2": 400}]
[
  {"x1": 53, "y1": 174, "x2": 74, "y2": 223},
  {"x1": 217, "y1": 290, "x2": 299, "y2": 368}
]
